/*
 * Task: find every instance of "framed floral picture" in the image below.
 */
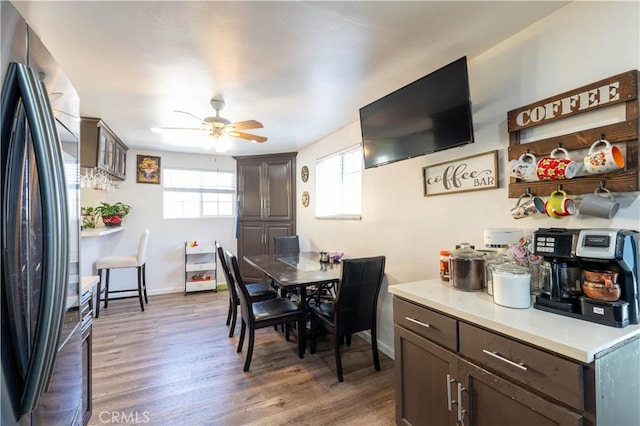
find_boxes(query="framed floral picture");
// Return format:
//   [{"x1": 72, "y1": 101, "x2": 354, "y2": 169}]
[{"x1": 136, "y1": 155, "x2": 161, "y2": 184}]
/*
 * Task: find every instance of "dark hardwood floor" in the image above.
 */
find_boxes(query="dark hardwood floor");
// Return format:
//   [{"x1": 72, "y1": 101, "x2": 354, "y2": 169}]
[{"x1": 89, "y1": 290, "x2": 395, "y2": 425}]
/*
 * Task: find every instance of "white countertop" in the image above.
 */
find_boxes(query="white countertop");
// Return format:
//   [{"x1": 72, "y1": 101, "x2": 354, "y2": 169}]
[
  {"x1": 389, "y1": 279, "x2": 640, "y2": 364},
  {"x1": 81, "y1": 227, "x2": 125, "y2": 238},
  {"x1": 81, "y1": 275, "x2": 99, "y2": 295}
]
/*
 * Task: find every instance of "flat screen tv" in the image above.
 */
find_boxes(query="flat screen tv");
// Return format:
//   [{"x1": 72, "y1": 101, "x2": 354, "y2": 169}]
[{"x1": 360, "y1": 56, "x2": 474, "y2": 169}]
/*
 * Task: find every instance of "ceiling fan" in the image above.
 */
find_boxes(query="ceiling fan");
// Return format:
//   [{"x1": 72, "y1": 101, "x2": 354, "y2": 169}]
[{"x1": 153, "y1": 97, "x2": 267, "y2": 146}]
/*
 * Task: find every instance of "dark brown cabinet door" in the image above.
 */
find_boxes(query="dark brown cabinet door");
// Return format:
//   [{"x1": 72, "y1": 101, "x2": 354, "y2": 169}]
[
  {"x1": 238, "y1": 222, "x2": 294, "y2": 281},
  {"x1": 263, "y1": 159, "x2": 293, "y2": 221},
  {"x1": 237, "y1": 160, "x2": 263, "y2": 221},
  {"x1": 237, "y1": 155, "x2": 295, "y2": 221},
  {"x1": 80, "y1": 117, "x2": 128, "y2": 180},
  {"x1": 238, "y1": 223, "x2": 266, "y2": 282},
  {"x1": 265, "y1": 223, "x2": 293, "y2": 254},
  {"x1": 458, "y1": 359, "x2": 583, "y2": 426},
  {"x1": 395, "y1": 325, "x2": 458, "y2": 426},
  {"x1": 81, "y1": 328, "x2": 92, "y2": 425}
]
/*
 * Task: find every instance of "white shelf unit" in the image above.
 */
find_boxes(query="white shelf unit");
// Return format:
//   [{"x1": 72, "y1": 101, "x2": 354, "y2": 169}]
[{"x1": 184, "y1": 241, "x2": 217, "y2": 295}]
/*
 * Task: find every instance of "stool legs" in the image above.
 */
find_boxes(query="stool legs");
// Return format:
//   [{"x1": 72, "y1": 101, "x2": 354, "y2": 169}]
[
  {"x1": 104, "y1": 268, "x2": 110, "y2": 308},
  {"x1": 142, "y1": 263, "x2": 148, "y2": 303},
  {"x1": 96, "y1": 264, "x2": 148, "y2": 314},
  {"x1": 137, "y1": 265, "x2": 145, "y2": 312}
]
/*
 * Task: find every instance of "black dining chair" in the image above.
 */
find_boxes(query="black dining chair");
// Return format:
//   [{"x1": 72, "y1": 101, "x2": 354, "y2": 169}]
[
  {"x1": 309, "y1": 256, "x2": 386, "y2": 382},
  {"x1": 216, "y1": 242, "x2": 277, "y2": 338},
  {"x1": 226, "y1": 250, "x2": 305, "y2": 372},
  {"x1": 273, "y1": 235, "x2": 300, "y2": 255}
]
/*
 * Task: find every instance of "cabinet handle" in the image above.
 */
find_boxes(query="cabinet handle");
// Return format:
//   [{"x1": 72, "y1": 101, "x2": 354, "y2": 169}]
[
  {"x1": 482, "y1": 349, "x2": 528, "y2": 371},
  {"x1": 446, "y1": 374, "x2": 456, "y2": 412},
  {"x1": 457, "y1": 383, "x2": 466, "y2": 423},
  {"x1": 405, "y1": 317, "x2": 431, "y2": 328}
]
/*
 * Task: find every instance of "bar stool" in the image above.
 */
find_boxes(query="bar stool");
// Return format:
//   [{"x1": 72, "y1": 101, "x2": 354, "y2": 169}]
[{"x1": 95, "y1": 229, "x2": 150, "y2": 317}]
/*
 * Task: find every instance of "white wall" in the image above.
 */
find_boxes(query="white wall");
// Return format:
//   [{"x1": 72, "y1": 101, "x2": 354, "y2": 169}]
[
  {"x1": 80, "y1": 149, "x2": 237, "y2": 295},
  {"x1": 296, "y1": 1, "x2": 640, "y2": 358}
]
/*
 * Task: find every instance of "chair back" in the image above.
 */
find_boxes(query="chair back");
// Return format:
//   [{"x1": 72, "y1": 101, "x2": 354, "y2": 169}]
[
  {"x1": 216, "y1": 242, "x2": 239, "y2": 306},
  {"x1": 273, "y1": 235, "x2": 300, "y2": 255},
  {"x1": 225, "y1": 250, "x2": 252, "y2": 322},
  {"x1": 334, "y1": 256, "x2": 385, "y2": 335},
  {"x1": 136, "y1": 229, "x2": 150, "y2": 266}
]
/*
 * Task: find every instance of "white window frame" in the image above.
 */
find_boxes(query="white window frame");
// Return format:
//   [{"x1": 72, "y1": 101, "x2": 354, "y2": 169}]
[
  {"x1": 163, "y1": 167, "x2": 236, "y2": 219},
  {"x1": 315, "y1": 145, "x2": 363, "y2": 220}
]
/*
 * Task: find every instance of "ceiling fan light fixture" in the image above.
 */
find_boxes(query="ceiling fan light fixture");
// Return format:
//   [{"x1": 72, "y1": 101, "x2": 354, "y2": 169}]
[{"x1": 215, "y1": 134, "x2": 232, "y2": 153}]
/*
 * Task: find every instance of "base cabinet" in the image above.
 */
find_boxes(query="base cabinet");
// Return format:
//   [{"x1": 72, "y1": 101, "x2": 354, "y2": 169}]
[
  {"x1": 458, "y1": 359, "x2": 582, "y2": 426},
  {"x1": 81, "y1": 328, "x2": 92, "y2": 425},
  {"x1": 80, "y1": 285, "x2": 93, "y2": 425},
  {"x1": 394, "y1": 297, "x2": 593, "y2": 426},
  {"x1": 395, "y1": 326, "x2": 457, "y2": 425}
]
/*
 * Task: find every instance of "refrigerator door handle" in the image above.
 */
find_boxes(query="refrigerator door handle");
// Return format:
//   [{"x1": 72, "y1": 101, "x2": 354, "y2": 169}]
[{"x1": 1, "y1": 62, "x2": 69, "y2": 416}]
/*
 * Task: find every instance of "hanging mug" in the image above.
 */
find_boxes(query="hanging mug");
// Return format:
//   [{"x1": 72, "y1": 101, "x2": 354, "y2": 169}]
[
  {"x1": 544, "y1": 189, "x2": 576, "y2": 218},
  {"x1": 583, "y1": 138, "x2": 625, "y2": 174},
  {"x1": 510, "y1": 192, "x2": 545, "y2": 219},
  {"x1": 579, "y1": 187, "x2": 620, "y2": 219},
  {"x1": 509, "y1": 153, "x2": 538, "y2": 181},
  {"x1": 536, "y1": 148, "x2": 578, "y2": 180}
]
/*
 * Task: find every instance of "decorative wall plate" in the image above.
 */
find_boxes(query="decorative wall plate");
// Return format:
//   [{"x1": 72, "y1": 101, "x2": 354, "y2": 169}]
[
  {"x1": 301, "y1": 166, "x2": 309, "y2": 182},
  {"x1": 302, "y1": 191, "x2": 310, "y2": 207}
]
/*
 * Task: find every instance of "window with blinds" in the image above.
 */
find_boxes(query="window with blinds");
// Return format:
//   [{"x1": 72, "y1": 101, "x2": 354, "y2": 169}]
[
  {"x1": 163, "y1": 168, "x2": 235, "y2": 218},
  {"x1": 315, "y1": 145, "x2": 363, "y2": 219}
]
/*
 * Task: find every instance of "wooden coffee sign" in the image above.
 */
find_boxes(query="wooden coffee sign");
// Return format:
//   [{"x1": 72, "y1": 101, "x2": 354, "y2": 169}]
[
  {"x1": 508, "y1": 71, "x2": 638, "y2": 132},
  {"x1": 423, "y1": 150, "x2": 498, "y2": 196}
]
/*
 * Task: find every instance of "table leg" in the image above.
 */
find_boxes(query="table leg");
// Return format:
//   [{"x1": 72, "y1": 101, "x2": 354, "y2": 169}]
[{"x1": 299, "y1": 285, "x2": 307, "y2": 356}]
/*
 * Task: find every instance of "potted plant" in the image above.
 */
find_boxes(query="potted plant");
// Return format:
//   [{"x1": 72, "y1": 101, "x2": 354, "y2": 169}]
[
  {"x1": 81, "y1": 206, "x2": 98, "y2": 229},
  {"x1": 95, "y1": 202, "x2": 131, "y2": 227}
]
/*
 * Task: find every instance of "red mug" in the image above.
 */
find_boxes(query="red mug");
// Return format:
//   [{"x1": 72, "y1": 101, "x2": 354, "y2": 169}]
[{"x1": 536, "y1": 148, "x2": 578, "y2": 180}]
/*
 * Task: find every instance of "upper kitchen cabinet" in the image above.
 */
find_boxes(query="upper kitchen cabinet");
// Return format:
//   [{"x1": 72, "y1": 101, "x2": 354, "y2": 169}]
[
  {"x1": 80, "y1": 117, "x2": 128, "y2": 180},
  {"x1": 236, "y1": 153, "x2": 296, "y2": 222}
]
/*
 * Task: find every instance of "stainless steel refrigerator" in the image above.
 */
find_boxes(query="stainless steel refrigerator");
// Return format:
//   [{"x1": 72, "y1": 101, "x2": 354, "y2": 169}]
[{"x1": 1, "y1": 2, "x2": 83, "y2": 425}]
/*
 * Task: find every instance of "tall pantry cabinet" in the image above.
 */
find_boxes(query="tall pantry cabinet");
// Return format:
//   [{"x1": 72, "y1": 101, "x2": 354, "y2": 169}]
[{"x1": 235, "y1": 153, "x2": 297, "y2": 282}]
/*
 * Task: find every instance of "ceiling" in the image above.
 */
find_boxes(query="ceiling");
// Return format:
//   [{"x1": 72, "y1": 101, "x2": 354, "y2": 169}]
[{"x1": 12, "y1": 1, "x2": 570, "y2": 157}]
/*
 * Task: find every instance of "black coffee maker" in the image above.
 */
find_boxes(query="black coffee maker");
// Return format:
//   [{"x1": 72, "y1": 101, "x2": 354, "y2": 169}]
[
  {"x1": 533, "y1": 228, "x2": 640, "y2": 328},
  {"x1": 533, "y1": 228, "x2": 582, "y2": 314},
  {"x1": 575, "y1": 229, "x2": 639, "y2": 327}
]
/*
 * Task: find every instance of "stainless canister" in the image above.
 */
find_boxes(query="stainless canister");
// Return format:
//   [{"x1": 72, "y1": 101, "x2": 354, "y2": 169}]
[{"x1": 449, "y1": 243, "x2": 486, "y2": 291}]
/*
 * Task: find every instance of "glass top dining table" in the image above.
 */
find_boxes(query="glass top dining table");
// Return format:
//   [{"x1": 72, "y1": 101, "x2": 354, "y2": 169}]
[
  {"x1": 243, "y1": 251, "x2": 341, "y2": 355},
  {"x1": 243, "y1": 251, "x2": 341, "y2": 289}
]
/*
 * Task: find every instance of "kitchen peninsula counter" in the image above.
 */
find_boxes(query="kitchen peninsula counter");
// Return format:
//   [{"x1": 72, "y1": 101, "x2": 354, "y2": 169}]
[
  {"x1": 81, "y1": 226, "x2": 125, "y2": 238},
  {"x1": 80, "y1": 227, "x2": 126, "y2": 277},
  {"x1": 389, "y1": 279, "x2": 640, "y2": 364}
]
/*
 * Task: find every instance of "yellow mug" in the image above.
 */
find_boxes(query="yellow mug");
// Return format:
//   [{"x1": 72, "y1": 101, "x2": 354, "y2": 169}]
[{"x1": 544, "y1": 190, "x2": 576, "y2": 218}]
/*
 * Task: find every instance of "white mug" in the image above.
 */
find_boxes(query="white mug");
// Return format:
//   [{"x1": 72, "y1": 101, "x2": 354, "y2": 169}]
[
  {"x1": 509, "y1": 153, "x2": 538, "y2": 181},
  {"x1": 583, "y1": 139, "x2": 625, "y2": 174}
]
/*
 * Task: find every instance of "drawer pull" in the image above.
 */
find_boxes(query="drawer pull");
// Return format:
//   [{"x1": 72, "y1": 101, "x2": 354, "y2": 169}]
[
  {"x1": 446, "y1": 374, "x2": 456, "y2": 411},
  {"x1": 405, "y1": 317, "x2": 431, "y2": 328},
  {"x1": 482, "y1": 349, "x2": 528, "y2": 371}
]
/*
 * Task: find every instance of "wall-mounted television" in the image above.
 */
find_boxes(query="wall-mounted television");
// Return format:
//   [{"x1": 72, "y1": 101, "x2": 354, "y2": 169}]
[{"x1": 360, "y1": 56, "x2": 474, "y2": 169}]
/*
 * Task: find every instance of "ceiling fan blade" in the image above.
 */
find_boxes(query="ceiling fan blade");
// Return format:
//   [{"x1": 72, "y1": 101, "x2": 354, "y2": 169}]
[
  {"x1": 173, "y1": 110, "x2": 206, "y2": 123},
  {"x1": 228, "y1": 120, "x2": 263, "y2": 131},
  {"x1": 231, "y1": 131, "x2": 268, "y2": 143}
]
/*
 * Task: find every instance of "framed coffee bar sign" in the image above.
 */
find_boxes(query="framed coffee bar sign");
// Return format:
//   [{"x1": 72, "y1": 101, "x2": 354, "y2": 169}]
[{"x1": 423, "y1": 150, "x2": 498, "y2": 196}]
